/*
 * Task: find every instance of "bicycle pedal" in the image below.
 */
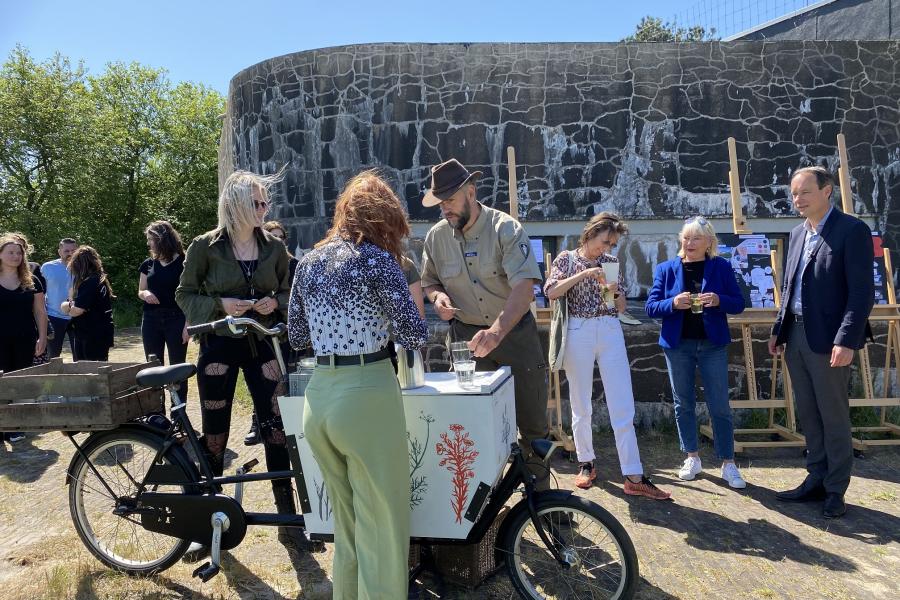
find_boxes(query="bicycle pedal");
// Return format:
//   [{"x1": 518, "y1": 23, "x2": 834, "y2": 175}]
[{"x1": 192, "y1": 561, "x2": 221, "y2": 582}]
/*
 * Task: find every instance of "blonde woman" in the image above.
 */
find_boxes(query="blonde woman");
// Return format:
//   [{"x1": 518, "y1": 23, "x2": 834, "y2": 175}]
[
  {"x1": 0, "y1": 235, "x2": 48, "y2": 443},
  {"x1": 545, "y1": 213, "x2": 671, "y2": 500},
  {"x1": 175, "y1": 171, "x2": 310, "y2": 550},
  {"x1": 645, "y1": 217, "x2": 747, "y2": 488}
]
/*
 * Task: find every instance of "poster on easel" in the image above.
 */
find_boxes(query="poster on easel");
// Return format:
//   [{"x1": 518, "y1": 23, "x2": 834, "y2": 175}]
[
  {"x1": 717, "y1": 233, "x2": 780, "y2": 308},
  {"x1": 872, "y1": 231, "x2": 889, "y2": 305}
]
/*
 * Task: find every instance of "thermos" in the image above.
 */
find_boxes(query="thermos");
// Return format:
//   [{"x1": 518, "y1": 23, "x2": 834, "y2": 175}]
[{"x1": 395, "y1": 345, "x2": 426, "y2": 389}]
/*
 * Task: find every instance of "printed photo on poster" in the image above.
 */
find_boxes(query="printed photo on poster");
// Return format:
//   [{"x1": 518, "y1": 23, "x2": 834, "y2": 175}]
[{"x1": 717, "y1": 234, "x2": 776, "y2": 308}]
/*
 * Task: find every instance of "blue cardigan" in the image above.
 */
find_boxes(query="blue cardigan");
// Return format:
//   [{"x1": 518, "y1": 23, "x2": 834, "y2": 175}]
[{"x1": 645, "y1": 256, "x2": 745, "y2": 349}]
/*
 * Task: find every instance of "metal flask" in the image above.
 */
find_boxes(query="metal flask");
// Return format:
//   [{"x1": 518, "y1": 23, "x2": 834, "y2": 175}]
[{"x1": 395, "y1": 345, "x2": 425, "y2": 389}]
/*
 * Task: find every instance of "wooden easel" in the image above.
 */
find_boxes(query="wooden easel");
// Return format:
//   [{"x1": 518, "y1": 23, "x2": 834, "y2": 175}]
[
  {"x1": 836, "y1": 134, "x2": 900, "y2": 450},
  {"x1": 700, "y1": 137, "x2": 805, "y2": 450},
  {"x1": 507, "y1": 146, "x2": 575, "y2": 455},
  {"x1": 851, "y1": 251, "x2": 900, "y2": 449},
  {"x1": 541, "y1": 251, "x2": 576, "y2": 455}
]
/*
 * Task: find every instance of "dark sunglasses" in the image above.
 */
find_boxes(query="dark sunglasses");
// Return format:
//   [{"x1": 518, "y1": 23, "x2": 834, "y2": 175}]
[
  {"x1": 684, "y1": 216, "x2": 709, "y2": 226},
  {"x1": 254, "y1": 200, "x2": 269, "y2": 210}
]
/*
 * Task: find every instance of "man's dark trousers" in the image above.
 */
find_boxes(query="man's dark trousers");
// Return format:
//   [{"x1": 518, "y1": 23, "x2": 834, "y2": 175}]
[{"x1": 785, "y1": 321, "x2": 853, "y2": 494}]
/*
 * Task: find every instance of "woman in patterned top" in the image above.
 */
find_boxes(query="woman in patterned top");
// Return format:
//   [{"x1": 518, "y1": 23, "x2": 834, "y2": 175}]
[
  {"x1": 289, "y1": 171, "x2": 427, "y2": 600},
  {"x1": 545, "y1": 213, "x2": 671, "y2": 500}
]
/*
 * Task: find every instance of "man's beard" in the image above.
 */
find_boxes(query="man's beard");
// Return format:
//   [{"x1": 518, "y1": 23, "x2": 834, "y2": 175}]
[{"x1": 449, "y1": 203, "x2": 471, "y2": 230}]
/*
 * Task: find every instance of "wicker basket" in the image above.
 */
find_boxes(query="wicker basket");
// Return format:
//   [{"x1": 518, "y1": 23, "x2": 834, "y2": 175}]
[
  {"x1": 0, "y1": 358, "x2": 164, "y2": 432},
  {"x1": 427, "y1": 506, "x2": 509, "y2": 590}
]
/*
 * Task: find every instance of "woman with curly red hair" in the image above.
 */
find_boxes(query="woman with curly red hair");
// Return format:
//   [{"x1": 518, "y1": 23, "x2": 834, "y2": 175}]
[{"x1": 288, "y1": 171, "x2": 427, "y2": 599}]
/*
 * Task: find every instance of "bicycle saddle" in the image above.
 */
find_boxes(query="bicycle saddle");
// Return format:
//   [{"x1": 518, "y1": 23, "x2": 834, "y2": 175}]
[{"x1": 136, "y1": 363, "x2": 198, "y2": 388}]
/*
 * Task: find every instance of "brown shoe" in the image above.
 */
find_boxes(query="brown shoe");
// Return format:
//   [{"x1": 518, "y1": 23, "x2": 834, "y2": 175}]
[
  {"x1": 624, "y1": 475, "x2": 672, "y2": 500},
  {"x1": 574, "y1": 462, "x2": 596, "y2": 489}
]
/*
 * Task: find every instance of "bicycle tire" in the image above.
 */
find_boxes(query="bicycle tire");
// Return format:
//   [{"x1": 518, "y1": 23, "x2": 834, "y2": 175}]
[
  {"x1": 500, "y1": 494, "x2": 639, "y2": 600},
  {"x1": 68, "y1": 428, "x2": 195, "y2": 575}
]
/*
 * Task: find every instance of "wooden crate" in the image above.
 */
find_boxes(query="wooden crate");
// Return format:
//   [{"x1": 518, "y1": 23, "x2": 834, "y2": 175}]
[{"x1": 0, "y1": 358, "x2": 164, "y2": 432}]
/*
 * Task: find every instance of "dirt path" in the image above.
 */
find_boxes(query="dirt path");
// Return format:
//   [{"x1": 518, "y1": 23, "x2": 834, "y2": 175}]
[{"x1": 0, "y1": 330, "x2": 898, "y2": 599}]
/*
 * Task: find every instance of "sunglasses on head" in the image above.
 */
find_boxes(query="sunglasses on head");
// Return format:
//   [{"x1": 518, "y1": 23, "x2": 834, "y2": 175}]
[{"x1": 684, "y1": 216, "x2": 708, "y2": 226}]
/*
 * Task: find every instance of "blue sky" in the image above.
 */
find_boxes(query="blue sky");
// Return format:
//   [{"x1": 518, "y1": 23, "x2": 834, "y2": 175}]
[{"x1": 2, "y1": 0, "x2": 701, "y2": 94}]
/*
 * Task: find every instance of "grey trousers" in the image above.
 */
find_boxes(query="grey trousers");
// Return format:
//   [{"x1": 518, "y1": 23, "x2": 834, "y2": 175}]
[
  {"x1": 449, "y1": 315, "x2": 550, "y2": 490},
  {"x1": 785, "y1": 322, "x2": 853, "y2": 495}
]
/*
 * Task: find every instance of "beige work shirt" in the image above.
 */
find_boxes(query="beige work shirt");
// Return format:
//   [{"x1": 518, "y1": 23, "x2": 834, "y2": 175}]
[{"x1": 421, "y1": 204, "x2": 543, "y2": 326}]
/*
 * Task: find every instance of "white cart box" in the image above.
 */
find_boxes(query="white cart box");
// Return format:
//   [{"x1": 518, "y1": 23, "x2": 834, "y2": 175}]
[{"x1": 278, "y1": 367, "x2": 516, "y2": 539}]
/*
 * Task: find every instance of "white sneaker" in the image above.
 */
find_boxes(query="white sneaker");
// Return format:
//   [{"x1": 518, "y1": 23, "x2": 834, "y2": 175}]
[
  {"x1": 618, "y1": 312, "x2": 642, "y2": 325},
  {"x1": 678, "y1": 456, "x2": 702, "y2": 480},
  {"x1": 722, "y1": 463, "x2": 747, "y2": 489}
]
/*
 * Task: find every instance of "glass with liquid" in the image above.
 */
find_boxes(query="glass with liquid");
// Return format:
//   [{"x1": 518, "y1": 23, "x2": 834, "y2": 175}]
[
  {"x1": 454, "y1": 360, "x2": 477, "y2": 388},
  {"x1": 690, "y1": 293, "x2": 704, "y2": 314}
]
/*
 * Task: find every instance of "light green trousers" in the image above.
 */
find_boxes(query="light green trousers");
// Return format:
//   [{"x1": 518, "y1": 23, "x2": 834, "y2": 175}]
[{"x1": 304, "y1": 358, "x2": 410, "y2": 600}]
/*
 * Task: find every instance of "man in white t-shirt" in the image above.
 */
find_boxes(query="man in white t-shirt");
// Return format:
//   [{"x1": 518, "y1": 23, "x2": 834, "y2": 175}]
[{"x1": 42, "y1": 238, "x2": 78, "y2": 358}]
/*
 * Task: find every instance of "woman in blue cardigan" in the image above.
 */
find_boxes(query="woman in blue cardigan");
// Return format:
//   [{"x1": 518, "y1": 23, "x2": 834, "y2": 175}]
[{"x1": 645, "y1": 217, "x2": 747, "y2": 489}]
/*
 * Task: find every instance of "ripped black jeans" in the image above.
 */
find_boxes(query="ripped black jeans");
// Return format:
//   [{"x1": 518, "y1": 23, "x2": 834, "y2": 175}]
[{"x1": 196, "y1": 334, "x2": 289, "y2": 483}]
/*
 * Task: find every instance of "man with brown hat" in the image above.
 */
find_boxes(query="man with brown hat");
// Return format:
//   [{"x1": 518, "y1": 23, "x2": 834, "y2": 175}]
[{"x1": 420, "y1": 158, "x2": 550, "y2": 489}]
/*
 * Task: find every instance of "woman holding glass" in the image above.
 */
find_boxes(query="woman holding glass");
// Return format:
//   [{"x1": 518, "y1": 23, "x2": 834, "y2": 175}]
[
  {"x1": 545, "y1": 213, "x2": 670, "y2": 500},
  {"x1": 288, "y1": 171, "x2": 427, "y2": 599},
  {"x1": 645, "y1": 216, "x2": 747, "y2": 488}
]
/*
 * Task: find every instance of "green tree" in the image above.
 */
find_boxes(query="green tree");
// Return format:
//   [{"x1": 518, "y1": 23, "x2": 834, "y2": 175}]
[
  {"x1": 623, "y1": 16, "x2": 716, "y2": 42},
  {"x1": 0, "y1": 47, "x2": 225, "y2": 326}
]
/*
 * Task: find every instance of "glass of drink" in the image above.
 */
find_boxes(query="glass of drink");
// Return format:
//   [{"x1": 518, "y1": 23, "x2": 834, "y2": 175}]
[
  {"x1": 449, "y1": 341, "x2": 472, "y2": 363},
  {"x1": 690, "y1": 293, "x2": 704, "y2": 314},
  {"x1": 454, "y1": 359, "x2": 477, "y2": 388}
]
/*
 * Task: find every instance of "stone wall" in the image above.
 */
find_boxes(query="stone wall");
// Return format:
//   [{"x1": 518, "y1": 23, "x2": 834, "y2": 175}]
[{"x1": 222, "y1": 41, "x2": 900, "y2": 263}]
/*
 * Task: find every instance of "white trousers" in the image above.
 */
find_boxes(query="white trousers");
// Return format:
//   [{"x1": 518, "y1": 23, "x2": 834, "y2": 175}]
[{"x1": 562, "y1": 316, "x2": 643, "y2": 476}]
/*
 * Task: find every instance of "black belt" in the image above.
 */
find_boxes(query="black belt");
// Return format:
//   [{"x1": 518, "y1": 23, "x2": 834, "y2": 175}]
[{"x1": 316, "y1": 347, "x2": 392, "y2": 367}]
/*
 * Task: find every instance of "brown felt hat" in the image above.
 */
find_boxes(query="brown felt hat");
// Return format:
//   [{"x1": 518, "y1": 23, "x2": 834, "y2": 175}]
[{"x1": 422, "y1": 159, "x2": 482, "y2": 207}]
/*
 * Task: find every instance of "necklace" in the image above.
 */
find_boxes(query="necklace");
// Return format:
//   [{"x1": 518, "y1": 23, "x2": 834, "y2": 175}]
[{"x1": 231, "y1": 237, "x2": 258, "y2": 297}]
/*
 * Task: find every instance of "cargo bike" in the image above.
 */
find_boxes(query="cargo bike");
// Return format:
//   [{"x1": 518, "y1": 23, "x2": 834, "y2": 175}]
[{"x1": 0, "y1": 316, "x2": 638, "y2": 599}]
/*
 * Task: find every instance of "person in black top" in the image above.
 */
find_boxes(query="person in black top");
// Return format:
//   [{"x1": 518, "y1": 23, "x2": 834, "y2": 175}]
[
  {"x1": 60, "y1": 246, "x2": 115, "y2": 361},
  {"x1": 9, "y1": 232, "x2": 51, "y2": 365},
  {"x1": 139, "y1": 221, "x2": 189, "y2": 402},
  {"x1": 0, "y1": 235, "x2": 48, "y2": 443}
]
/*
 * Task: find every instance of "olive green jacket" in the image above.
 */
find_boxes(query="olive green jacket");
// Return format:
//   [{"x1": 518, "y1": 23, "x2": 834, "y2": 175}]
[{"x1": 175, "y1": 227, "x2": 291, "y2": 336}]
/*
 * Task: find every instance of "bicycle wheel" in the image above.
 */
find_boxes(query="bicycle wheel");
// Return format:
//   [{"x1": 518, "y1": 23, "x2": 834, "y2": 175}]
[
  {"x1": 68, "y1": 429, "x2": 194, "y2": 575},
  {"x1": 500, "y1": 494, "x2": 638, "y2": 600}
]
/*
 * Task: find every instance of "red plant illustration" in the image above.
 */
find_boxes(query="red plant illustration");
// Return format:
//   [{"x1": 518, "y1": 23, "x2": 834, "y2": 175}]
[{"x1": 435, "y1": 424, "x2": 479, "y2": 524}]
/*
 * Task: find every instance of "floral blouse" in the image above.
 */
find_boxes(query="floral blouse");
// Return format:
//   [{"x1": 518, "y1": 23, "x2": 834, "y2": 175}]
[
  {"x1": 543, "y1": 250, "x2": 625, "y2": 318},
  {"x1": 288, "y1": 237, "x2": 427, "y2": 356}
]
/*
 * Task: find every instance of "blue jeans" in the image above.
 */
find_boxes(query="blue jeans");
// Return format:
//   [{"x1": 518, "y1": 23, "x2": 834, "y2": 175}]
[{"x1": 663, "y1": 339, "x2": 735, "y2": 460}]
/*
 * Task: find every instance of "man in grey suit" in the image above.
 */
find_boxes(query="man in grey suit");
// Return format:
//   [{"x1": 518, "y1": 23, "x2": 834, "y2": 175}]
[{"x1": 768, "y1": 166, "x2": 874, "y2": 519}]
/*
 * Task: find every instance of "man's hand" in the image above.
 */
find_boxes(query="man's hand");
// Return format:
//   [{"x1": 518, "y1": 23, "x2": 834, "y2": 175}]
[
  {"x1": 469, "y1": 327, "x2": 502, "y2": 358},
  {"x1": 433, "y1": 293, "x2": 460, "y2": 321},
  {"x1": 830, "y1": 345, "x2": 854, "y2": 367},
  {"x1": 767, "y1": 335, "x2": 782, "y2": 356}
]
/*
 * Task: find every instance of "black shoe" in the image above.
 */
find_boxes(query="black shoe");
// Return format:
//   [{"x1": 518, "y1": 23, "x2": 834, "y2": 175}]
[
  {"x1": 823, "y1": 493, "x2": 846, "y2": 519},
  {"x1": 776, "y1": 479, "x2": 827, "y2": 503},
  {"x1": 244, "y1": 419, "x2": 261, "y2": 446}
]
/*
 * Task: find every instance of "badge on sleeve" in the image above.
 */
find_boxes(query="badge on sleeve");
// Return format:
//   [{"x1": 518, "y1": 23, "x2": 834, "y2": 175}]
[{"x1": 519, "y1": 243, "x2": 529, "y2": 258}]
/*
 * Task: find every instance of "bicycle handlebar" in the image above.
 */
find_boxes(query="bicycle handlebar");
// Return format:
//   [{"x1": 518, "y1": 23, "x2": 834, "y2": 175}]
[{"x1": 186, "y1": 316, "x2": 286, "y2": 338}]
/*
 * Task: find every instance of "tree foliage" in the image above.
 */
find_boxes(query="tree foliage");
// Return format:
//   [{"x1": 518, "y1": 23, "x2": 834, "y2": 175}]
[
  {"x1": 0, "y1": 46, "x2": 224, "y2": 324},
  {"x1": 623, "y1": 16, "x2": 717, "y2": 42}
]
